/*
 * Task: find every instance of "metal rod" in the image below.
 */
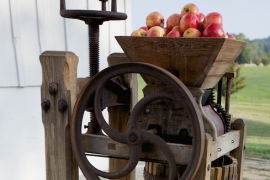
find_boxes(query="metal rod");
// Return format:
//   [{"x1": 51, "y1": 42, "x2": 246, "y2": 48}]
[
  {"x1": 60, "y1": 0, "x2": 66, "y2": 10},
  {"x1": 88, "y1": 24, "x2": 99, "y2": 77},
  {"x1": 111, "y1": 0, "x2": 117, "y2": 12},
  {"x1": 217, "y1": 78, "x2": 223, "y2": 105}
]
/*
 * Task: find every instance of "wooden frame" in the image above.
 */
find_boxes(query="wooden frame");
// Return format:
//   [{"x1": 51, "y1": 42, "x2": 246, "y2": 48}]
[{"x1": 40, "y1": 51, "x2": 246, "y2": 180}]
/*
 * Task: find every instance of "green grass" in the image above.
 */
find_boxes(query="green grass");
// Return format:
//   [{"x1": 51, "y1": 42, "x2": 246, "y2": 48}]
[
  {"x1": 229, "y1": 66, "x2": 270, "y2": 159},
  {"x1": 137, "y1": 66, "x2": 270, "y2": 159}
]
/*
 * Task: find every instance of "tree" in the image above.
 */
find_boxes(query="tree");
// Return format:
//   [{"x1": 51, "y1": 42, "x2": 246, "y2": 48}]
[
  {"x1": 216, "y1": 62, "x2": 245, "y2": 96},
  {"x1": 234, "y1": 33, "x2": 255, "y2": 64}
]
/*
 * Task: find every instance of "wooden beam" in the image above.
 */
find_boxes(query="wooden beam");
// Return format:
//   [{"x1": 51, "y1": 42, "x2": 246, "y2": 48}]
[
  {"x1": 212, "y1": 130, "x2": 240, "y2": 161},
  {"x1": 40, "y1": 51, "x2": 79, "y2": 180},
  {"x1": 230, "y1": 119, "x2": 247, "y2": 180},
  {"x1": 82, "y1": 134, "x2": 192, "y2": 165}
]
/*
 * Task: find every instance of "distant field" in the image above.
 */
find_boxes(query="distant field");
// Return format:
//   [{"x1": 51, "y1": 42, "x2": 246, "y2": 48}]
[
  {"x1": 137, "y1": 66, "x2": 270, "y2": 159},
  {"x1": 230, "y1": 66, "x2": 270, "y2": 159}
]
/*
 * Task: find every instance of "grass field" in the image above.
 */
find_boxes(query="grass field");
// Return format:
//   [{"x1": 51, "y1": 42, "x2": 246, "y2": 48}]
[
  {"x1": 229, "y1": 66, "x2": 270, "y2": 159},
  {"x1": 137, "y1": 66, "x2": 270, "y2": 159}
]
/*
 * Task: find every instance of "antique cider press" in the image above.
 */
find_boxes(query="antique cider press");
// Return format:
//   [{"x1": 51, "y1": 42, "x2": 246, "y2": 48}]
[{"x1": 50, "y1": 0, "x2": 247, "y2": 179}]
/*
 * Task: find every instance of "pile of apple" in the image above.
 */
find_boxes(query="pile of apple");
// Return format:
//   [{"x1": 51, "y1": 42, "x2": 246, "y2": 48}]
[{"x1": 131, "y1": 3, "x2": 236, "y2": 39}]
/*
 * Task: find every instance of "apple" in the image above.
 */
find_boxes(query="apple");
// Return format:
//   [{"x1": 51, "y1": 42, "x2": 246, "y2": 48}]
[
  {"x1": 197, "y1": 13, "x2": 205, "y2": 23},
  {"x1": 179, "y1": 14, "x2": 199, "y2": 33},
  {"x1": 131, "y1": 29, "x2": 147, "y2": 36},
  {"x1": 180, "y1": 3, "x2": 200, "y2": 17},
  {"x1": 202, "y1": 23, "x2": 225, "y2": 38},
  {"x1": 172, "y1": 25, "x2": 181, "y2": 32},
  {"x1": 166, "y1": 13, "x2": 181, "y2": 30},
  {"x1": 139, "y1": 26, "x2": 149, "y2": 32},
  {"x1": 225, "y1": 33, "x2": 236, "y2": 40},
  {"x1": 146, "y1": 11, "x2": 165, "y2": 28},
  {"x1": 203, "y1": 12, "x2": 223, "y2": 29},
  {"x1": 164, "y1": 27, "x2": 170, "y2": 35},
  {"x1": 183, "y1": 28, "x2": 201, "y2": 37},
  {"x1": 147, "y1": 26, "x2": 166, "y2": 37},
  {"x1": 166, "y1": 30, "x2": 181, "y2": 37}
]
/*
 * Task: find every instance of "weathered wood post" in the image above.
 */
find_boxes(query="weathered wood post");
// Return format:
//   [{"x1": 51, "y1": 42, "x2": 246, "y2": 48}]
[
  {"x1": 107, "y1": 53, "x2": 138, "y2": 180},
  {"x1": 231, "y1": 118, "x2": 247, "y2": 180},
  {"x1": 40, "y1": 51, "x2": 79, "y2": 180}
]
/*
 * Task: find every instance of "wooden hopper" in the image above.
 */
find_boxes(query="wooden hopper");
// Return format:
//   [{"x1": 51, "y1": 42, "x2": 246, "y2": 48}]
[{"x1": 115, "y1": 36, "x2": 246, "y2": 89}]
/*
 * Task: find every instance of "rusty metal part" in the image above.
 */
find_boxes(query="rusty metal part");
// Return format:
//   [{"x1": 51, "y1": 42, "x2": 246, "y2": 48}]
[
  {"x1": 60, "y1": 0, "x2": 127, "y2": 135},
  {"x1": 58, "y1": 99, "x2": 68, "y2": 112},
  {"x1": 41, "y1": 100, "x2": 50, "y2": 111},
  {"x1": 49, "y1": 82, "x2": 58, "y2": 94},
  {"x1": 60, "y1": 0, "x2": 127, "y2": 24},
  {"x1": 209, "y1": 91, "x2": 231, "y2": 132},
  {"x1": 71, "y1": 62, "x2": 205, "y2": 180}
]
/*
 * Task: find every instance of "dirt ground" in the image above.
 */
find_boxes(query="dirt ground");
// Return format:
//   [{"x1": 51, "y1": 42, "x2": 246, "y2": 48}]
[
  {"x1": 83, "y1": 157, "x2": 270, "y2": 180},
  {"x1": 243, "y1": 156, "x2": 270, "y2": 180}
]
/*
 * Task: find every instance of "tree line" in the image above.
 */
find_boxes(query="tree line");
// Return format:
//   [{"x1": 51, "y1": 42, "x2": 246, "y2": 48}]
[{"x1": 234, "y1": 33, "x2": 270, "y2": 66}]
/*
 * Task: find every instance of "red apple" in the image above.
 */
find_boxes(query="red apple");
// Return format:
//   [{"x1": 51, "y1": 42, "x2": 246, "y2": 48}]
[
  {"x1": 139, "y1": 26, "x2": 149, "y2": 32},
  {"x1": 166, "y1": 13, "x2": 181, "y2": 30},
  {"x1": 164, "y1": 27, "x2": 170, "y2": 35},
  {"x1": 179, "y1": 14, "x2": 199, "y2": 33},
  {"x1": 197, "y1": 13, "x2": 205, "y2": 23},
  {"x1": 172, "y1": 25, "x2": 181, "y2": 32},
  {"x1": 202, "y1": 23, "x2": 225, "y2": 38},
  {"x1": 203, "y1": 12, "x2": 223, "y2": 29},
  {"x1": 180, "y1": 3, "x2": 200, "y2": 17},
  {"x1": 183, "y1": 28, "x2": 201, "y2": 37},
  {"x1": 166, "y1": 30, "x2": 181, "y2": 37},
  {"x1": 146, "y1": 11, "x2": 165, "y2": 28},
  {"x1": 147, "y1": 26, "x2": 166, "y2": 37},
  {"x1": 225, "y1": 33, "x2": 236, "y2": 40},
  {"x1": 131, "y1": 29, "x2": 147, "y2": 36}
]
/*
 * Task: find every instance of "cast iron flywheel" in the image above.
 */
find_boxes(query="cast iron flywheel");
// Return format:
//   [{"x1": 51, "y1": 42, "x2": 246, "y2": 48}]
[{"x1": 71, "y1": 62, "x2": 205, "y2": 180}]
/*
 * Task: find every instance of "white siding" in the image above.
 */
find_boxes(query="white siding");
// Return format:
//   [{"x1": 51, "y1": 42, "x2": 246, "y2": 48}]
[
  {"x1": 0, "y1": 0, "x2": 132, "y2": 87},
  {"x1": 0, "y1": 0, "x2": 132, "y2": 179}
]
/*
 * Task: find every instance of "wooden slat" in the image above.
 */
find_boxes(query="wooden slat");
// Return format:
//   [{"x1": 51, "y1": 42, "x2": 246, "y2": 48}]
[
  {"x1": 193, "y1": 133, "x2": 213, "y2": 180},
  {"x1": 214, "y1": 167, "x2": 222, "y2": 180},
  {"x1": 221, "y1": 166, "x2": 229, "y2": 180},
  {"x1": 212, "y1": 130, "x2": 240, "y2": 161},
  {"x1": 82, "y1": 134, "x2": 192, "y2": 165},
  {"x1": 230, "y1": 119, "x2": 247, "y2": 180}
]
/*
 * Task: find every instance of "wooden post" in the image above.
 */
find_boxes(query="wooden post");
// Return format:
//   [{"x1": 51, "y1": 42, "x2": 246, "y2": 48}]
[
  {"x1": 194, "y1": 133, "x2": 213, "y2": 180},
  {"x1": 40, "y1": 51, "x2": 79, "y2": 180},
  {"x1": 230, "y1": 119, "x2": 247, "y2": 180},
  {"x1": 107, "y1": 53, "x2": 138, "y2": 180}
]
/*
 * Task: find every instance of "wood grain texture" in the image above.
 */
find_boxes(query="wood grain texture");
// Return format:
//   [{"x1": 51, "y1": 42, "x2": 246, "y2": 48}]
[
  {"x1": 115, "y1": 37, "x2": 246, "y2": 89},
  {"x1": 40, "y1": 51, "x2": 79, "y2": 180},
  {"x1": 230, "y1": 119, "x2": 247, "y2": 180}
]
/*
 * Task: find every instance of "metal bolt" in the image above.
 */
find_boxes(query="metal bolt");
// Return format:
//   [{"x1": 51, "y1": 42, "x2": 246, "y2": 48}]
[
  {"x1": 58, "y1": 100, "x2": 68, "y2": 112},
  {"x1": 207, "y1": 164, "x2": 211, "y2": 171},
  {"x1": 145, "y1": 109, "x2": 151, "y2": 114},
  {"x1": 128, "y1": 131, "x2": 140, "y2": 145},
  {"x1": 41, "y1": 100, "x2": 50, "y2": 111},
  {"x1": 49, "y1": 82, "x2": 58, "y2": 94}
]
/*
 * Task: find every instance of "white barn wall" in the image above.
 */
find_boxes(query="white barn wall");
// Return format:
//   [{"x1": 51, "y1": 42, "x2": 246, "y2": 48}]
[{"x1": 0, "y1": 0, "x2": 132, "y2": 179}]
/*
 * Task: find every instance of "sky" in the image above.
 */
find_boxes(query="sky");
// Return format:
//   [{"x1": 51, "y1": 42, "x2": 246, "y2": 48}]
[{"x1": 131, "y1": 0, "x2": 270, "y2": 40}]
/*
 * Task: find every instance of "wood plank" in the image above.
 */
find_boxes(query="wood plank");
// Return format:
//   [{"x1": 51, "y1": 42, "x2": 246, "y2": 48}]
[
  {"x1": 193, "y1": 133, "x2": 213, "y2": 180},
  {"x1": 82, "y1": 134, "x2": 192, "y2": 165},
  {"x1": 230, "y1": 119, "x2": 247, "y2": 180},
  {"x1": 212, "y1": 130, "x2": 240, "y2": 161},
  {"x1": 214, "y1": 167, "x2": 222, "y2": 180},
  {"x1": 221, "y1": 166, "x2": 229, "y2": 180},
  {"x1": 40, "y1": 51, "x2": 79, "y2": 180},
  {"x1": 107, "y1": 53, "x2": 137, "y2": 180}
]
